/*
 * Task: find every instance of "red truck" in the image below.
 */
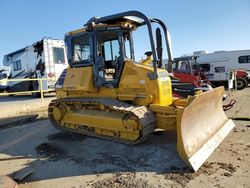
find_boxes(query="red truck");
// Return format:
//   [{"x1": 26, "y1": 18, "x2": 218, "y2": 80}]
[{"x1": 171, "y1": 56, "x2": 249, "y2": 97}]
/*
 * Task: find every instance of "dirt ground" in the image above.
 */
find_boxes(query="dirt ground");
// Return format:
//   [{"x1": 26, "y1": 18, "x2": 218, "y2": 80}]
[{"x1": 0, "y1": 88, "x2": 249, "y2": 188}]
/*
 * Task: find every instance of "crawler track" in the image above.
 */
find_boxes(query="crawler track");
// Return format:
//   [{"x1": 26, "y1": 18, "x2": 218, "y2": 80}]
[{"x1": 48, "y1": 97, "x2": 156, "y2": 145}]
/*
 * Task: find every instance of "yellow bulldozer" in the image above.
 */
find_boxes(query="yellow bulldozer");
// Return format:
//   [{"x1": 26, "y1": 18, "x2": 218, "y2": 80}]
[{"x1": 48, "y1": 11, "x2": 235, "y2": 171}]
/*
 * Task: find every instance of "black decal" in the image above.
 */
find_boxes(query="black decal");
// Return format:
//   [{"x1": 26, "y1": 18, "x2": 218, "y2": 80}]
[
  {"x1": 36, "y1": 59, "x2": 45, "y2": 76},
  {"x1": 215, "y1": 66, "x2": 225, "y2": 73},
  {"x1": 33, "y1": 40, "x2": 44, "y2": 57}
]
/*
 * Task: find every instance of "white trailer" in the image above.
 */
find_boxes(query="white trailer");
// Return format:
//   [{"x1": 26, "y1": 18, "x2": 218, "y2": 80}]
[
  {"x1": 0, "y1": 67, "x2": 9, "y2": 91},
  {"x1": 0, "y1": 38, "x2": 68, "y2": 96},
  {"x1": 194, "y1": 50, "x2": 250, "y2": 89}
]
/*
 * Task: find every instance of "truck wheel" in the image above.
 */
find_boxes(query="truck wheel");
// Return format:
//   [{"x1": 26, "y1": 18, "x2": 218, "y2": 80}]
[
  {"x1": 235, "y1": 78, "x2": 247, "y2": 90},
  {"x1": 32, "y1": 92, "x2": 41, "y2": 98},
  {"x1": 30, "y1": 84, "x2": 42, "y2": 98},
  {"x1": 7, "y1": 87, "x2": 14, "y2": 96}
]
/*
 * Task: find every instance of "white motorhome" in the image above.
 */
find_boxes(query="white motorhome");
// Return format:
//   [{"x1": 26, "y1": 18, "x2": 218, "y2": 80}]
[
  {"x1": 0, "y1": 38, "x2": 68, "y2": 96},
  {"x1": 194, "y1": 50, "x2": 250, "y2": 89},
  {"x1": 0, "y1": 66, "x2": 9, "y2": 91}
]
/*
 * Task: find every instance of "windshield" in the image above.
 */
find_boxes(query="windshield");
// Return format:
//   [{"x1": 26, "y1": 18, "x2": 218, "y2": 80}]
[
  {"x1": 53, "y1": 47, "x2": 66, "y2": 64},
  {"x1": 72, "y1": 34, "x2": 91, "y2": 63},
  {"x1": 173, "y1": 60, "x2": 191, "y2": 74}
]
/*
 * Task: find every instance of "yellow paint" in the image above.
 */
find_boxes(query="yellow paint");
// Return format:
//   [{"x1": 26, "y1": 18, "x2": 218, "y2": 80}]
[
  {"x1": 66, "y1": 28, "x2": 86, "y2": 36},
  {"x1": 149, "y1": 104, "x2": 177, "y2": 130},
  {"x1": 58, "y1": 60, "x2": 172, "y2": 107},
  {"x1": 64, "y1": 67, "x2": 97, "y2": 92},
  {"x1": 50, "y1": 17, "x2": 234, "y2": 172},
  {"x1": 119, "y1": 61, "x2": 172, "y2": 106},
  {"x1": 61, "y1": 109, "x2": 140, "y2": 141},
  {"x1": 56, "y1": 59, "x2": 175, "y2": 135},
  {"x1": 66, "y1": 22, "x2": 138, "y2": 37},
  {"x1": 141, "y1": 55, "x2": 152, "y2": 65}
]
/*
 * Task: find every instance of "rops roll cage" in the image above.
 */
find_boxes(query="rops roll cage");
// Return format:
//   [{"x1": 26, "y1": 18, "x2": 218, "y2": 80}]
[{"x1": 85, "y1": 10, "x2": 174, "y2": 80}]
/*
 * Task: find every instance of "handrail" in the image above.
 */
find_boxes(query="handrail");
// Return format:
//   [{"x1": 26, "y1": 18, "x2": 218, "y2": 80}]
[{"x1": 0, "y1": 77, "x2": 56, "y2": 102}]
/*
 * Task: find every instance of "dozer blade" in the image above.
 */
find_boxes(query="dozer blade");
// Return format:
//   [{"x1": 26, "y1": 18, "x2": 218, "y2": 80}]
[{"x1": 177, "y1": 86, "x2": 235, "y2": 171}]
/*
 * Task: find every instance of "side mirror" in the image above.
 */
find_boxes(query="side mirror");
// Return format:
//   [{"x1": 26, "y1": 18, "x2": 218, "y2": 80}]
[{"x1": 156, "y1": 28, "x2": 163, "y2": 68}]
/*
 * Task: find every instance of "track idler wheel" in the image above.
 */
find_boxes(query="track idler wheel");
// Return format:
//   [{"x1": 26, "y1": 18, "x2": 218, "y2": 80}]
[{"x1": 52, "y1": 104, "x2": 67, "y2": 121}]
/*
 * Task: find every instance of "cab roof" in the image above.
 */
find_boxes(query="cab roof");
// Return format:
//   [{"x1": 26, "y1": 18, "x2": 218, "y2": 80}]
[{"x1": 66, "y1": 11, "x2": 150, "y2": 36}]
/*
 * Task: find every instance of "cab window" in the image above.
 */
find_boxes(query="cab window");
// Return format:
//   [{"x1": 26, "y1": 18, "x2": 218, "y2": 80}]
[
  {"x1": 96, "y1": 29, "x2": 121, "y2": 82},
  {"x1": 103, "y1": 39, "x2": 120, "y2": 61},
  {"x1": 53, "y1": 47, "x2": 65, "y2": 64},
  {"x1": 173, "y1": 60, "x2": 191, "y2": 74},
  {"x1": 13, "y1": 60, "x2": 22, "y2": 71},
  {"x1": 199, "y1": 64, "x2": 210, "y2": 72},
  {"x1": 238, "y1": 56, "x2": 250, "y2": 64},
  {"x1": 72, "y1": 34, "x2": 91, "y2": 63}
]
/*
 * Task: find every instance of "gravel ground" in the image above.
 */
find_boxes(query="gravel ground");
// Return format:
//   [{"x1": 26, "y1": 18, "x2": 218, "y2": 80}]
[{"x1": 0, "y1": 87, "x2": 249, "y2": 188}]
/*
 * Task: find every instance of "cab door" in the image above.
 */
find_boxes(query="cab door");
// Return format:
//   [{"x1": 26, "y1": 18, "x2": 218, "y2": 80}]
[{"x1": 93, "y1": 27, "x2": 124, "y2": 88}]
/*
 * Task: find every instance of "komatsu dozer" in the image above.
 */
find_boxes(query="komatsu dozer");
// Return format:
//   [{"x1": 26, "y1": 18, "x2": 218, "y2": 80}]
[{"x1": 49, "y1": 11, "x2": 235, "y2": 171}]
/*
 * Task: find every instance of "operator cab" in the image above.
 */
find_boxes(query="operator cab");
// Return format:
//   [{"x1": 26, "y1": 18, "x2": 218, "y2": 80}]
[
  {"x1": 66, "y1": 23, "x2": 135, "y2": 87},
  {"x1": 94, "y1": 27, "x2": 131, "y2": 85},
  {"x1": 65, "y1": 11, "x2": 174, "y2": 88},
  {"x1": 173, "y1": 56, "x2": 199, "y2": 75}
]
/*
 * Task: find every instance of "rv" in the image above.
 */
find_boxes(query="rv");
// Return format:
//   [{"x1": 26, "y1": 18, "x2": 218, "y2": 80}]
[
  {"x1": 0, "y1": 38, "x2": 68, "y2": 97},
  {"x1": 194, "y1": 50, "x2": 250, "y2": 90},
  {"x1": 0, "y1": 67, "x2": 9, "y2": 91}
]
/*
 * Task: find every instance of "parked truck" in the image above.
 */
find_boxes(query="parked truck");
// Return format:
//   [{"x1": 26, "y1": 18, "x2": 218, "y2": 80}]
[
  {"x1": 170, "y1": 55, "x2": 214, "y2": 97},
  {"x1": 194, "y1": 50, "x2": 250, "y2": 90},
  {"x1": 0, "y1": 38, "x2": 68, "y2": 97}
]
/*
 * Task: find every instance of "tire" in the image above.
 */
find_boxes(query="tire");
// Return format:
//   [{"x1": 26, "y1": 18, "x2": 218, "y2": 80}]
[
  {"x1": 32, "y1": 92, "x2": 41, "y2": 98},
  {"x1": 235, "y1": 77, "x2": 247, "y2": 90},
  {"x1": 7, "y1": 87, "x2": 14, "y2": 96},
  {"x1": 30, "y1": 82, "x2": 42, "y2": 98}
]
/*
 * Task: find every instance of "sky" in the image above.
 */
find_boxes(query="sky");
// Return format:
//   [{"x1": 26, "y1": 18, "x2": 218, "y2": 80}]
[{"x1": 0, "y1": 0, "x2": 249, "y2": 63}]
